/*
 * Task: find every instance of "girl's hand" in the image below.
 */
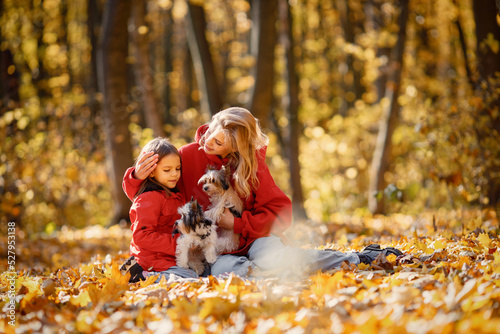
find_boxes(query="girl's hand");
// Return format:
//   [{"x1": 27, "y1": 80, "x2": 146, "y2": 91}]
[
  {"x1": 133, "y1": 152, "x2": 158, "y2": 180},
  {"x1": 218, "y1": 208, "x2": 235, "y2": 231}
]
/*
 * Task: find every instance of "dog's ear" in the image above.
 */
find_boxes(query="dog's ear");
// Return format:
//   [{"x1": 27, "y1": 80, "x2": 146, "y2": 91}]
[
  {"x1": 191, "y1": 199, "x2": 198, "y2": 212},
  {"x1": 223, "y1": 165, "x2": 231, "y2": 175},
  {"x1": 220, "y1": 177, "x2": 230, "y2": 191}
]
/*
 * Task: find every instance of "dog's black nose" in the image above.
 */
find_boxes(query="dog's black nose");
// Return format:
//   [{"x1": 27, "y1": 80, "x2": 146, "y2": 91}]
[{"x1": 203, "y1": 185, "x2": 209, "y2": 191}]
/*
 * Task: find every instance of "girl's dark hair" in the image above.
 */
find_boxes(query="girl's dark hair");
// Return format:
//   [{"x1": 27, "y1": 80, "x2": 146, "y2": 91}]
[{"x1": 135, "y1": 137, "x2": 181, "y2": 198}]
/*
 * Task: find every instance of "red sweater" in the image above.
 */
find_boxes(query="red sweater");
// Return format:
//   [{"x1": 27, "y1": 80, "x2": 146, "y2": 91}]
[
  {"x1": 125, "y1": 168, "x2": 184, "y2": 271},
  {"x1": 123, "y1": 125, "x2": 292, "y2": 256}
]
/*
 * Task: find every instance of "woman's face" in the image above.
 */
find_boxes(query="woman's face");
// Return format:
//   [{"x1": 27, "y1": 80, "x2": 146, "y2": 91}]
[{"x1": 203, "y1": 130, "x2": 233, "y2": 158}]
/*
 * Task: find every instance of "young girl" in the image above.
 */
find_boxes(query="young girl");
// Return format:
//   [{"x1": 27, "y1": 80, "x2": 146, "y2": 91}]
[
  {"x1": 124, "y1": 108, "x2": 400, "y2": 278},
  {"x1": 123, "y1": 137, "x2": 200, "y2": 282}
]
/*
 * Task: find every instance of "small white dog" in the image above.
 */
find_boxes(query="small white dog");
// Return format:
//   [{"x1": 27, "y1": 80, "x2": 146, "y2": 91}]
[
  {"x1": 198, "y1": 166, "x2": 243, "y2": 253},
  {"x1": 173, "y1": 199, "x2": 218, "y2": 275}
]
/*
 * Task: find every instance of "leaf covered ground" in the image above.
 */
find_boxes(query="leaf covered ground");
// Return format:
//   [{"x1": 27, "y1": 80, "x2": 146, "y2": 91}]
[{"x1": 1, "y1": 209, "x2": 500, "y2": 333}]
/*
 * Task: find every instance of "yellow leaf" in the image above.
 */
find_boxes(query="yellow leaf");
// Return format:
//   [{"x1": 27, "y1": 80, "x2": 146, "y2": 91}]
[
  {"x1": 477, "y1": 233, "x2": 492, "y2": 249},
  {"x1": 21, "y1": 278, "x2": 42, "y2": 295},
  {"x1": 358, "y1": 262, "x2": 370, "y2": 270},
  {"x1": 139, "y1": 274, "x2": 159, "y2": 288},
  {"x1": 360, "y1": 315, "x2": 379, "y2": 334},
  {"x1": 415, "y1": 240, "x2": 434, "y2": 254},
  {"x1": 386, "y1": 254, "x2": 397, "y2": 263},
  {"x1": 434, "y1": 239, "x2": 446, "y2": 250},
  {"x1": 493, "y1": 251, "x2": 500, "y2": 264},
  {"x1": 199, "y1": 296, "x2": 239, "y2": 320},
  {"x1": 86, "y1": 283, "x2": 101, "y2": 305},
  {"x1": 100, "y1": 279, "x2": 129, "y2": 305},
  {"x1": 70, "y1": 290, "x2": 91, "y2": 307},
  {"x1": 109, "y1": 262, "x2": 130, "y2": 285},
  {"x1": 338, "y1": 234, "x2": 348, "y2": 246},
  {"x1": 363, "y1": 278, "x2": 378, "y2": 289},
  {"x1": 75, "y1": 310, "x2": 95, "y2": 333}
]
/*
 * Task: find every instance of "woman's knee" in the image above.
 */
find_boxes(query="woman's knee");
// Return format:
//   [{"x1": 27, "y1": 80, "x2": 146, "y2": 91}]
[{"x1": 247, "y1": 236, "x2": 285, "y2": 262}]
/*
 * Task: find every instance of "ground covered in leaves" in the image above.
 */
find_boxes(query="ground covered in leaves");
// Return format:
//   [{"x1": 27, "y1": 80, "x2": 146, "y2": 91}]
[{"x1": 1, "y1": 209, "x2": 500, "y2": 333}]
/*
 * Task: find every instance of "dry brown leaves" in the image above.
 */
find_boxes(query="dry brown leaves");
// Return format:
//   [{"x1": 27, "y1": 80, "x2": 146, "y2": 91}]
[{"x1": 1, "y1": 210, "x2": 500, "y2": 333}]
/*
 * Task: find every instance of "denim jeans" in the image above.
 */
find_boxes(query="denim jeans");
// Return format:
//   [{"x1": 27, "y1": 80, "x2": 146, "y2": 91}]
[
  {"x1": 148, "y1": 266, "x2": 203, "y2": 283},
  {"x1": 210, "y1": 235, "x2": 360, "y2": 277}
]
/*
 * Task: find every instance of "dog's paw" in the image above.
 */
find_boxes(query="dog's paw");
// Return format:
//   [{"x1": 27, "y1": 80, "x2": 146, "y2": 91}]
[
  {"x1": 205, "y1": 252, "x2": 218, "y2": 264},
  {"x1": 177, "y1": 260, "x2": 189, "y2": 269},
  {"x1": 191, "y1": 262, "x2": 205, "y2": 275}
]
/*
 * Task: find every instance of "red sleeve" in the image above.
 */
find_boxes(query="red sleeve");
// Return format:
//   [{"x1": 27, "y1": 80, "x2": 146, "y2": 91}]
[
  {"x1": 123, "y1": 167, "x2": 144, "y2": 201},
  {"x1": 232, "y1": 161, "x2": 292, "y2": 239},
  {"x1": 130, "y1": 192, "x2": 178, "y2": 255}
]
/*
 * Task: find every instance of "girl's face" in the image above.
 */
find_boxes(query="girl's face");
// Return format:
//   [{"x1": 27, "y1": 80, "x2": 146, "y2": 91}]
[
  {"x1": 203, "y1": 130, "x2": 233, "y2": 158},
  {"x1": 150, "y1": 153, "x2": 181, "y2": 189}
]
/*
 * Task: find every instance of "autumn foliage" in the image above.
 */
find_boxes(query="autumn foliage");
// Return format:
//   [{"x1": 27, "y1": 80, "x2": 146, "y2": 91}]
[
  {"x1": 1, "y1": 209, "x2": 500, "y2": 333},
  {"x1": 1, "y1": 0, "x2": 499, "y2": 232}
]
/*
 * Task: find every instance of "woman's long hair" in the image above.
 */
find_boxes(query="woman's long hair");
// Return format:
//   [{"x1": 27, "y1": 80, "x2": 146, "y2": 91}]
[
  {"x1": 200, "y1": 107, "x2": 269, "y2": 198},
  {"x1": 135, "y1": 137, "x2": 181, "y2": 198}
]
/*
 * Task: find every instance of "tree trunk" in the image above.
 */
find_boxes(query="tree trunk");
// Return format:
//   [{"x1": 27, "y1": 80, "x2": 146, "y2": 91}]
[
  {"x1": 472, "y1": 0, "x2": 500, "y2": 206},
  {"x1": 247, "y1": 0, "x2": 278, "y2": 129},
  {"x1": 186, "y1": 2, "x2": 222, "y2": 116},
  {"x1": 97, "y1": 0, "x2": 134, "y2": 225},
  {"x1": 473, "y1": 1, "x2": 500, "y2": 86},
  {"x1": 0, "y1": 49, "x2": 20, "y2": 106},
  {"x1": 278, "y1": 0, "x2": 308, "y2": 221},
  {"x1": 163, "y1": 9, "x2": 174, "y2": 126},
  {"x1": 368, "y1": 0, "x2": 410, "y2": 215},
  {"x1": 131, "y1": 0, "x2": 166, "y2": 137},
  {"x1": 364, "y1": 0, "x2": 391, "y2": 102},
  {"x1": 86, "y1": 0, "x2": 101, "y2": 151},
  {"x1": 340, "y1": 0, "x2": 364, "y2": 105}
]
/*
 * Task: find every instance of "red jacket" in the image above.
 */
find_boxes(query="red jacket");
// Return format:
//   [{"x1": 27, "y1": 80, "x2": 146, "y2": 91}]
[
  {"x1": 125, "y1": 167, "x2": 184, "y2": 271},
  {"x1": 123, "y1": 125, "x2": 292, "y2": 256}
]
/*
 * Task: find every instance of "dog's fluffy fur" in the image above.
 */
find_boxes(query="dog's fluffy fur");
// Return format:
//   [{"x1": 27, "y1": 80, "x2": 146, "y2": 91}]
[
  {"x1": 173, "y1": 199, "x2": 218, "y2": 275},
  {"x1": 198, "y1": 166, "x2": 243, "y2": 253}
]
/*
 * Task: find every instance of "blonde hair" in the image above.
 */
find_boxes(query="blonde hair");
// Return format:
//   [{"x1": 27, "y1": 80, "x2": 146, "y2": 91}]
[
  {"x1": 135, "y1": 137, "x2": 181, "y2": 198},
  {"x1": 200, "y1": 107, "x2": 269, "y2": 198}
]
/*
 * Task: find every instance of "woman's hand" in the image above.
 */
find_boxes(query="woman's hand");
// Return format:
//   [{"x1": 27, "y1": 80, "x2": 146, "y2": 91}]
[
  {"x1": 218, "y1": 208, "x2": 235, "y2": 231},
  {"x1": 133, "y1": 152, "x2": 158, "y2": 180}
]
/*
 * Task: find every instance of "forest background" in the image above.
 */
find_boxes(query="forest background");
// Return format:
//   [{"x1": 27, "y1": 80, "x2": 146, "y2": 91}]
[
  {"x1": 1, "y1": 0, "x2": 500, "y2": 332},
  {"x1": 0, "y1": 0, "x2": 499, "y2": 234}
]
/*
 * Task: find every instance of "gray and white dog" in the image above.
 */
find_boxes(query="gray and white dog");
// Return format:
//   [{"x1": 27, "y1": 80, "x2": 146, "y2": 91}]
[
  {"x1": 173, "y1": 199, "x2": 218, "y2": 275},
  {"x1": 198, "y1": 165, "x2": 243, "y2": 253}
]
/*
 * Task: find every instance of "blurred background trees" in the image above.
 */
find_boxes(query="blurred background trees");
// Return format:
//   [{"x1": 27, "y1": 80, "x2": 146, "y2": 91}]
[{"x1": 0, "y1": 0, "x2": 498, "y2": 233}]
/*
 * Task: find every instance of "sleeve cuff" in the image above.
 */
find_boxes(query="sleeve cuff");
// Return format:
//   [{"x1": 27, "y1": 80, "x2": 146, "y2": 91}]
[
  {"x1": 233, "y1": 217, "x2": 244, "y2": 234},
  {"x1": 126, "y1": 167, "x2": 144, "y2": 187}
]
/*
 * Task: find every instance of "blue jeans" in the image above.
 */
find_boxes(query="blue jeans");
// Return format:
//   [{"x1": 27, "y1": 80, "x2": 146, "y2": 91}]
[
  {"x1": 149, "y1": 266, "x2": 207, "y2": 282},
  {"x1": 210, "y1": 235, "x2": 360, "y2": 277}
]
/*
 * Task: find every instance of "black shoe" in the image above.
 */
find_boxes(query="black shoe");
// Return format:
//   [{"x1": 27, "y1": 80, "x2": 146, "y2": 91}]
[
  {"x1": 119, "y1": 256, "x2": 145, "y2": 283},
  {"x1": 356, "y1": 244, "x2": 403, "y2": 264}
]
